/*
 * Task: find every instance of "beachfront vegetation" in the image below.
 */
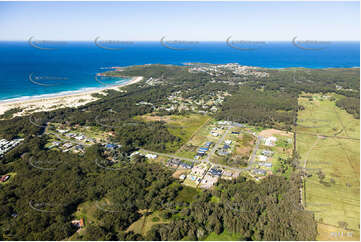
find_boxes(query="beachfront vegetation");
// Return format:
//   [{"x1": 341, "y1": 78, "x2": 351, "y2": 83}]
[{"x1": 0, "y1": 64, "x2": 359, "y2": 240}]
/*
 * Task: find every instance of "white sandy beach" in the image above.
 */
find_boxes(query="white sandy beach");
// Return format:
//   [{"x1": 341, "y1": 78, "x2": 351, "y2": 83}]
[{"x1": 0, "y1": 76, "x2": 143, "y2": 117}]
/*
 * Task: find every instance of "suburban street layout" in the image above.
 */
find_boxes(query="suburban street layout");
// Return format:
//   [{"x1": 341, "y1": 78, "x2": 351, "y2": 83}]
[
  {"x1": 134, "y1": 116, "x2": 293, "y2": 189},
  {"x1": 0, "y1": 2, "x2": 359, "y2": 240},
  {"x1": 1, "y1": 63, "x2": 359, "y2": 241}
]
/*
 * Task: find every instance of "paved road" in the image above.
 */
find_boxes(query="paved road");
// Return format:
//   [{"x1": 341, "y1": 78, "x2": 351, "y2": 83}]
[
  {"x1": 176, "y1": 117, "x2": 211, "y2": 154},
  {"x1": 140, "y1": 124, "x2": 246, "y2": 173},
  {"x1": 139, "y1": 122, "x2": 268, "y2": 175},
  {"x1": 140, "y1": 148, "x2": 245, "y2": 173},
  {"x1": 139, "y1": 149, "x2": 199, "y2": 163},
  {"x1": 53, "y1": 133, "x2": 91, "y2": 146},
  {"x1": 248, "y1": 135, "x2": 262, "y2": 167},
  {"x1": 203, "y1": 125, "x2": 232, "y2": 163}
]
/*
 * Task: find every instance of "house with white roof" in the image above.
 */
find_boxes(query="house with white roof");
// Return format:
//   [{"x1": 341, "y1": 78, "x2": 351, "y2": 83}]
[
  {"x1": 264, "y1": 136, "x2": 277, "y2": 146},
  {"x1": 225, "y1": 140, "x2": 232, "y2": 145},
  {"x1": 257, "y1": 155, "x2": 268, "y2": 162},
  {"x1": 145, "y1": 154, "x2": 157, "y2": 159}
]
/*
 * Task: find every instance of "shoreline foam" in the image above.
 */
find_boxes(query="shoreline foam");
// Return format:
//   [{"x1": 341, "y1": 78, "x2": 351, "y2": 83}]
[{"x1": 0, "y1": 76, "x2": 143, "y2": 117}]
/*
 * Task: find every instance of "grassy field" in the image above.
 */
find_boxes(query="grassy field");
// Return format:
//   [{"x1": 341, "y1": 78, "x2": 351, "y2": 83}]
[
  {"x1": 48, "y1": 123, "x2": 111, "y2": 142},
  {"x1": 174, "y1": 117, "x2": 216, "y2": 159},
  {"x1": 128, "y1": 186, "x2": 200, "y2": 236},
  {"x1": 296, "y1": 93, "x2": 360, "y2": 240},
  {"x1": 67, "y1": 201, "x2": 99, "y2": 240},
  {"x1": 73, "y1": 201, "x2": 98, "y2": 225},
  {"x1": 136, "y1": 113, "x2": 211, "y2": 158},
  {"x1": 175, "y1": 186, "x2": 200, "y2": 203},
  {"x1": 126, "y1": 211, "x2": 169, "y2": 236},
  {"x1": 137, "y1": 113, "x2": 210, "y2": 142},
  {"x1": 317, "y1": 223, "x2": 360, "y2": 241}
]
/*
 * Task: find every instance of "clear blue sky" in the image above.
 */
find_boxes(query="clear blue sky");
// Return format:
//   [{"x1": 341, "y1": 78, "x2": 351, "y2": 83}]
[{"x1": 0, "y1": 1, "x2": 359, "y2": 41}]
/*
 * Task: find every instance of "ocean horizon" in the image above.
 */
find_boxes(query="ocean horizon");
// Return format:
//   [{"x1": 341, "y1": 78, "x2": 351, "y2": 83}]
[{"x1": 0, "y1": 41, "x2": 359, "y2": 102}]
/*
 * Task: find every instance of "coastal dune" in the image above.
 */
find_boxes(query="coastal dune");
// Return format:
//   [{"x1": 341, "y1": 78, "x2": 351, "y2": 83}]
[{"x1": 0, "y1": 76, "x2": 143, "y2": 117}]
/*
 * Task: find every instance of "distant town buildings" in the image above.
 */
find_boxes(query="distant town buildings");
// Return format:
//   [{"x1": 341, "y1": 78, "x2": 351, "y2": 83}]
[{"x1": 188, "y1": 63, "x2": 269, "y2": 80}]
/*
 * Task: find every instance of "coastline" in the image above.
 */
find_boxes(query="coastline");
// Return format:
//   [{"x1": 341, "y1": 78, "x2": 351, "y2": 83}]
[{"x1": 0, "y1": 76, "x2": 143, "y2": 117}]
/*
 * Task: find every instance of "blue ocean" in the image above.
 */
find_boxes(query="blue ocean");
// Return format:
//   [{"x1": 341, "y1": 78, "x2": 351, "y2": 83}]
[{"x1": 0, "y1": 41, "x2": 359, "y2": 101}]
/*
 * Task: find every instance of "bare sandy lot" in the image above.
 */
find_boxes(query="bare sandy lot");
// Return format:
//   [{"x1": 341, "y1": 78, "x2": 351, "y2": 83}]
[
  {"x1": 172, "y1": 169, "x2": 189, "y2": 179},
  {"x1": 259, "y1": 128, "x2": 293, "y2": 137}
]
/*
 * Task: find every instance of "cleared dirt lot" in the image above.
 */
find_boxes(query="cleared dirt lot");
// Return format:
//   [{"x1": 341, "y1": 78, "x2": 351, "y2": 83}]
[{"x1": 259, "y1": 128, "x2": 293, "y2": 137}]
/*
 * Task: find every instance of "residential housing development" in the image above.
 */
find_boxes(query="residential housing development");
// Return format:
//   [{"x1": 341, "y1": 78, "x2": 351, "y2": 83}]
[{"x1": 0, "y1": 138, "x2": 24, "y2": 157}]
